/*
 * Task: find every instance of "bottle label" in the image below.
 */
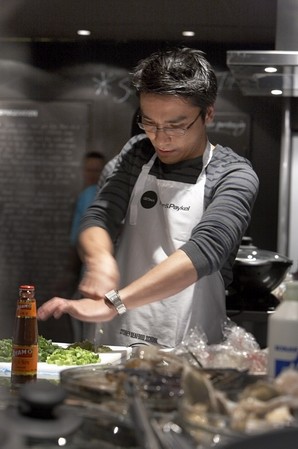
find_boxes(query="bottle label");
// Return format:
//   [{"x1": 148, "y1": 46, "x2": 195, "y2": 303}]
[
  {"x1": 16, "y1": 300, "x2": 36, "y2": 318},
  {"x1": 11, "y1": 344, "x2": 38, "y2": 374},
  {"x1": 273, "y1": 347, "x2": 298, "y2": 376}
]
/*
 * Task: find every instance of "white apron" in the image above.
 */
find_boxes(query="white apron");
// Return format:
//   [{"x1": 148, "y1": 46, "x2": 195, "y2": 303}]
[{"x1": 97, "y1": 143, "x2": 226, "y2": 347}]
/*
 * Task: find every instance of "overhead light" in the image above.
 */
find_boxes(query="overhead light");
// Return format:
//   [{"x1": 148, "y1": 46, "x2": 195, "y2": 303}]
[
  {"x1": 182, "y1": 30, "x2": 195, "y2": 37},
  {"x1": 265, "y1": 67, "x2": 278, "y2": 73},
  {"x1": 77, "y1": 29, "x2": 91, "y2": 36},
  {"x1": 271, "y1": 89, "x2": 283, "y2": 95}
]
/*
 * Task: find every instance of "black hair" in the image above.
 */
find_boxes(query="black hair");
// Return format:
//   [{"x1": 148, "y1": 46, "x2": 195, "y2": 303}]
[
  {"x1": 131, "y1": 47, "x2": 217, "y2": 115},
  {"x1": 84, "y1": 151, "x2": 106, "y2": 161}
]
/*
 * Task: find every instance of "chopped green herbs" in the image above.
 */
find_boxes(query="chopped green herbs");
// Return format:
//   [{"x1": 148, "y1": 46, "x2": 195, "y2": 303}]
[
  {"x1": 0, "y1": 338, "x2": 13, "y2": 362},
  {"x1": 46, "y1": 346, "x2": 99, "y2": 365},
  {"x1": 0, "y1": 336, "x2": 111, "y2": 365}
]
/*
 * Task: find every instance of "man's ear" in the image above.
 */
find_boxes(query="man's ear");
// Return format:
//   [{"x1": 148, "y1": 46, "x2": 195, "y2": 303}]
[{"x1": 205, "y1": 106, "x2": 215, "y2": 124}]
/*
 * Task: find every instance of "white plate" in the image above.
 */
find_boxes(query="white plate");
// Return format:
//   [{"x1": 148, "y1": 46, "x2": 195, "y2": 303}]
[{"x1": 0, "y1": 345, "x2": 132, "y2": 379}]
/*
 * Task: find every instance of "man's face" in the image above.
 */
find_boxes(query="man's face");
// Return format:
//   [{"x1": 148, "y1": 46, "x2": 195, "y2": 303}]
[
  {"x1": 139, "y1": 93, "x2": 214, "y2": 164},
  {"x1": 83, "y1": 157, "x2": 105, "y2": 187}
]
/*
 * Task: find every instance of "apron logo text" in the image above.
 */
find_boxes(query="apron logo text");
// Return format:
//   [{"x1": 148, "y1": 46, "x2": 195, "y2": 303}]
[
  {"x1": 160, "y1": 202, "x2": 190, "y2": 211},
  {"x1": 120, "y1": 328, "x2": 158, "y2": 344}
]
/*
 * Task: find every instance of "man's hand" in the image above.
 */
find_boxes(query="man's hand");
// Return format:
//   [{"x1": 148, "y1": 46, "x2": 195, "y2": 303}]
[
  {"x1": 79, "y1": 251, "x2": 120, "y2": 300},
  {"x1": 37, "y1": 296, "x2": 117, "y2": 322},
  {"x1": 78, "y1": 227, "x2": 120, "y2": 300}
]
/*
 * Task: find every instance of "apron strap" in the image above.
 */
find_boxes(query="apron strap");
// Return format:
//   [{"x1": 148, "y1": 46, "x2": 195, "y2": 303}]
[
  {"x1": 200, "y1": 141, "x2": 213, "y2": 177},
  {"x1": 130, "y1": 154, "x2": 157, "y2": 225}
]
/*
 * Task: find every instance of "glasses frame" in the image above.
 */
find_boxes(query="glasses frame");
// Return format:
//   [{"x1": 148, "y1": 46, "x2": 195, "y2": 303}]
[{"x1": 137, "y1": 110, "x2": 203, "y2": 137}]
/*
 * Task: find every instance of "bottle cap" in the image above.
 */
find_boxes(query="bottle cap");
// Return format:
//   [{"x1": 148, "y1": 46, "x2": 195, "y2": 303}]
[{"x1": 19, "y1": 285, "x2": 35, "y2": 290}]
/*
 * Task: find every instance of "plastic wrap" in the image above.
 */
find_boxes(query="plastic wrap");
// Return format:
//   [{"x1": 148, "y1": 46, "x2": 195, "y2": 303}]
[{"x1": 173, "y1": 320, "x2": 268, "y2": 374}]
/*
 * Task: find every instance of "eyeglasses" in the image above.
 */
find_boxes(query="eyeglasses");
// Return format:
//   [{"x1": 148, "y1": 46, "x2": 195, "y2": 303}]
[{"x1": 137, "y1": 110, "x2": 202, "y2": 137}]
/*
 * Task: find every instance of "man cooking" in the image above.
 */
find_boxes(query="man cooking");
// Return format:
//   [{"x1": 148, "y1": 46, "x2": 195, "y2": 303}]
[{"x1": 38, "y1": 47, "x2": 259, "y2": 347}]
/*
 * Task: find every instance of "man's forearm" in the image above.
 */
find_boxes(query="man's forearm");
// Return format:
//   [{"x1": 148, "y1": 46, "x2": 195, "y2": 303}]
[
  {"x1": 77, "y1": 226, "x2": 120, "y2": 299},
  {"x1": 119, "y1": 249, "x2": 198, "y2": 309},
  {"x1": 78, "y1": 226, "x2": 114, "y2": 264}
]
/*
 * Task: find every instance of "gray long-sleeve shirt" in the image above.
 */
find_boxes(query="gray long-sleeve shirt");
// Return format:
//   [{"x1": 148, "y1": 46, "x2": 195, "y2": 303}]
[{"x1": 80, "y1": 133, "x2": 259, "y2": 288}]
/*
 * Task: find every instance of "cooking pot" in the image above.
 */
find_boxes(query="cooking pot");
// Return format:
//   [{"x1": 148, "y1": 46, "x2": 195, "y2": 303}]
[{"x1": 231, "y1": 237, "x2": 293, "y2": 297}]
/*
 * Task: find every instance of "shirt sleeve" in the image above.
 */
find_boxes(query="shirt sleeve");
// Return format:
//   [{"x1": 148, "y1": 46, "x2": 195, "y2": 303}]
[
  {"x1": 97, "y1": 155, "x2": 119, "y2": 189},
  {"x1": 180, "y1": 151, "x2": 259, "y2": 285}
]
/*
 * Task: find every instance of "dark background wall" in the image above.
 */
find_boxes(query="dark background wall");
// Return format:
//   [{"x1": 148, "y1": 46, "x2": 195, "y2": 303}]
[{"x1": 0, "y1": 40, "x2": 285, "y2": 341}]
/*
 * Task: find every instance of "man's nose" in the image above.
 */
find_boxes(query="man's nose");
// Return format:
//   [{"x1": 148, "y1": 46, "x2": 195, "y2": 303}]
[{"x1": 154, "y1": 128, "x2": 171, "y2": 144}]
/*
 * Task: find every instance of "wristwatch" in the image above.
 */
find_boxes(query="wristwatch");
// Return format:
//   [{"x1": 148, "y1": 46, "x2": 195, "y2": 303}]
[{"x1": 104, "y1": 290, "x2": 127, "y2": 315}]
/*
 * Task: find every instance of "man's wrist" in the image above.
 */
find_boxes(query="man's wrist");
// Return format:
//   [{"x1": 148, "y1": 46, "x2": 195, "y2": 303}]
[{"x1": 104, "y1": 290, "x2": 127, "y2": 315}]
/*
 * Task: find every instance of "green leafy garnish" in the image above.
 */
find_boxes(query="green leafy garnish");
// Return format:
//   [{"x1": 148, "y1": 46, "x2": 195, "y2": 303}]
[
  {"x1": 0, "y1": 336, "x2": 110, "y2": 365},
  {"x1": 46, "y1": 346, "x2": 100, "y2": 366},
  {"x1": 0, "y1": 338, "x2": 13, "y2": 362}
]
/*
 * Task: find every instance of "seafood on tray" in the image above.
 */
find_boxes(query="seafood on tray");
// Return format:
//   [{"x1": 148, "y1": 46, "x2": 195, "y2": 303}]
[
  {"x1": 61, "y1": 343, "x2": 298, "y2": 447},
  {"x1": 180, "y1": 366, "x2": 298, "y2": 446}
]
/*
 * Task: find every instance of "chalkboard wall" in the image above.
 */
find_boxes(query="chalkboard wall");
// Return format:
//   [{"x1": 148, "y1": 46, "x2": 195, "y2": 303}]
[{"x1": 0, "y1": 102, "x2": 88, "y2": 339}]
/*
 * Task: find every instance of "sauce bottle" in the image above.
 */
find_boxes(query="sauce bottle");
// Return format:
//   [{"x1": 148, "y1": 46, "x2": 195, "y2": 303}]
[
  {"x1": 11, "y1": 285, "x2": 38, "y2": 386},
  {"x1": 267, "y1": 280, "x2": 298, "y2": 378}
]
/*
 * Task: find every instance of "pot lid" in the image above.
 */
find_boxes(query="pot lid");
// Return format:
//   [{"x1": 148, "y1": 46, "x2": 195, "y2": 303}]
[
  {"x1": 236, "y1": 237, "x2": 292, "y2": 265},
  {"x1": 236, "y1": 247, "x2": 292, "y2": 265}
]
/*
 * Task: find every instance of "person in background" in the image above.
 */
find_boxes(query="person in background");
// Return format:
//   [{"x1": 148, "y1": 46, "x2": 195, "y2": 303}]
[
  {"x1": 70, "y1": 151, "x2": 106, "y2": 246},
  {"x1": 38, "y1": 47, "x2": 259, "y2": 348}
]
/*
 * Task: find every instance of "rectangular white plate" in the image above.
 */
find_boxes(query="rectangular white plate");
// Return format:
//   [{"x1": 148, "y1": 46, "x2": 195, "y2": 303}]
[{"x1": 0, "y1": 345, "x2": 132, "y2": 379}]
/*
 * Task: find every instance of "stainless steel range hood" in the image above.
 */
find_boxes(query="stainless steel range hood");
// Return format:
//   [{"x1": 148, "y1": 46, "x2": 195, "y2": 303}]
[{"x1": 227, "y1": 0, "x2": 298, "y2": 96}]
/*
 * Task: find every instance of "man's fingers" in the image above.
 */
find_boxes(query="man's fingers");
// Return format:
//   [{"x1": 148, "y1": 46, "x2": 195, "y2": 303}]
[{"x1": 37, "y1": 297, "x2": 69, "y2": 320}]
